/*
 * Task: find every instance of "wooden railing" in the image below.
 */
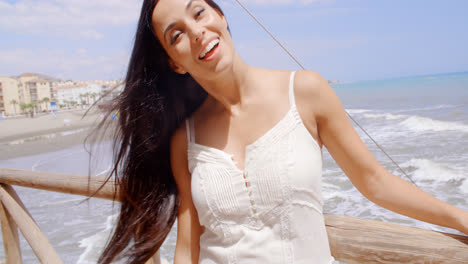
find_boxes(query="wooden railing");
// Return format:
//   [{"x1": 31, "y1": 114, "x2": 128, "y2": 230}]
[
  {"x1": 0, "y1": 168, "x2": 158, "y2": 264},
  {"x1": 0, "y1": 168, "x2": 467, "y2": 263}
]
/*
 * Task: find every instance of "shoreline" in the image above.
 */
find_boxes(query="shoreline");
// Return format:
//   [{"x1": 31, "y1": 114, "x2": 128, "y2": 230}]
[{"x1": 0, "y1": 109, "x2": 115, "y2": 160}]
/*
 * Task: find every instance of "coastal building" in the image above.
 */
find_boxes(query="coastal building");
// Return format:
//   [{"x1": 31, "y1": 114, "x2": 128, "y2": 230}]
[
  {"x1": 0, "y1": 72, "x2": 121, "y2": 114},
  {"x1": 54, "y1": 83, "x2": 105, "y2": 107},
  {"x1": 15, "y1": 73, "x2": 55, "y2": 113},
  {"x1": 100, "y1": 82, "x2": 124, "y2": 102},
  {"x1": 0, "y1": 77, "x2": 20, "y2": 116}
]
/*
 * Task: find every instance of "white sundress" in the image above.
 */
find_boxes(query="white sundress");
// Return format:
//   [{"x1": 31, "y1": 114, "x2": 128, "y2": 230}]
[{"x1": 185, "y1": 71, "x2": 335, "y2": 263}]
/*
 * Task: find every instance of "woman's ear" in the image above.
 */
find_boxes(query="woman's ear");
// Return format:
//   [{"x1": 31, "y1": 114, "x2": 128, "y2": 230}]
[{"x1": 168, "y1": 58, "x2": 186, "y2": 74}]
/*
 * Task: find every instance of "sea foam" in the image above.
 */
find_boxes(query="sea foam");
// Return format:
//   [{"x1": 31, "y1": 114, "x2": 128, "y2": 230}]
[
  {"x1": 460, "y1": 179, "x2": 468, "y2": 194},
  {"x1": 399, "y1": 116, "x2": 468, "y2": 133},
  {"x1": 401, "y1": 158, "x2": 463, "y2": 182},
  {"x1": 77, "y1": 214, "x2": 117, "y2": 264},
  {"x1": 77, "y1": 214, "x2": 171, "y2": 264},
  {"x1": 346, "y1": 109, "x2": 372, "y2": 114},
  {"x1": 363, "y1": 113, "x2": 406, "y2": 120}
]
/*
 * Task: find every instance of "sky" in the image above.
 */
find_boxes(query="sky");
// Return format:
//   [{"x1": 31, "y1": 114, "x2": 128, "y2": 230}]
[{"x1": 0, "y1": 0, "x2": 467, "y2": 82}]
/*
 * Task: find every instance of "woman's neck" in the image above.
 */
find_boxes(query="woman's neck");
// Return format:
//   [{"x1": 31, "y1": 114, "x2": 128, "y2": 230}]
[{"x1": 192, "y1": 54, "x2": 256, "y2": 115}]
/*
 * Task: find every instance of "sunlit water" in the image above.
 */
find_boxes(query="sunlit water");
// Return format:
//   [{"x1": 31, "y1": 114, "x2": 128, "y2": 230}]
[{"x1": 0, "y1": 72, "x2": 467, "y2": 263}]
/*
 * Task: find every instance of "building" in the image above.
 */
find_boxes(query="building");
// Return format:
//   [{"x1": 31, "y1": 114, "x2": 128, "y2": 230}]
[
  {"x1": 16, "y1": 73, "x2": 54, "y2": 112},
  {"x1": 0, "y1": 77, "x2": 20, "y2": 116},
  {"x1": 54, "y1": 83, "x2": 105, "y2": 107},
  {"x1": 0, "y1": 72, "x2": 120, "y2": 115},
  {"x1": 0, "y1": 73, "x2": 56, "y2": 115}
]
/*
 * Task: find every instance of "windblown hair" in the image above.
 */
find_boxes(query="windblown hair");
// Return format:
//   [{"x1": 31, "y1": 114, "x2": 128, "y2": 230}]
[{"x1": 97, "y1": 0, "x2": 225, "y2": 263}]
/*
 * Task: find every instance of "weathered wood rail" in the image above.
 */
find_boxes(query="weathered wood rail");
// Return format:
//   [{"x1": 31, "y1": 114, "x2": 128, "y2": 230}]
[{"x1": 0, "y1": 168, "x2": 467, "y2": 263}]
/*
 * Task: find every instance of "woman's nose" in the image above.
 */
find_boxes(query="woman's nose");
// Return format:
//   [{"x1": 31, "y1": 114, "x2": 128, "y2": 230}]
[{"x1": 189, "y1": 24, "x2": 205, "y2": 43}]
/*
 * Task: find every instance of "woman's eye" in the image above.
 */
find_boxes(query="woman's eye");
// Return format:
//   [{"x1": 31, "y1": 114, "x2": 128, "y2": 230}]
[
  {"x1": 171, "y1": 31, "x2": 181, "y2": 45},
  {"x1": 195, "y1": 8, "x2": 205, "y2": 18}
]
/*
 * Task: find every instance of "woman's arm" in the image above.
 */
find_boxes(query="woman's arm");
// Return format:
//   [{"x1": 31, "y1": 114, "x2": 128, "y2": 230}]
[
  {"x1": 295, "y1": 70, "x2": 468, "y2": 235},
  {"x1": 170, "y1": 126, "x2": 202, "y2": 263}
]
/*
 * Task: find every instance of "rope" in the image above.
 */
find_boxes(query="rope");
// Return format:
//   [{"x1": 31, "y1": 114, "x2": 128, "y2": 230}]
[{"x1": 233, "y1": 0, "x2": 418, "y2": 187}]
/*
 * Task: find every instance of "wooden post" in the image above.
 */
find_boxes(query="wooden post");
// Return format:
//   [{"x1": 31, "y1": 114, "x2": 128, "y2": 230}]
[
  {"x1": 0, "y1": 184, "x2": 63, "y2": 264},
  {"x1": 325, "y1": 214, "x2": 468, "y2": 263},
  {"x1": 1, "y1": 168, "x2": 468, "y2": 263},
  {"x1": 0, "y1": 168, "x2": 118, "y2": 201},
  {"x1": 1, "y1": 185, "x2": 34, "y2": 222},
  {"x1": 0, "y1": 201, "x2": 22, "y2": 264}
]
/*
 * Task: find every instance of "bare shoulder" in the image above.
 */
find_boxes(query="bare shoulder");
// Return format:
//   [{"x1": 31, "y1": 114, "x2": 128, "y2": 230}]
[
  {"x1": 294, "y1": 70, "x2": 329, "y2": 101},
  {"x1": 294, "y1": 70, "x2": 338, "y2": 117},
  {"x1": 292, "y1": 70, "x2": 336, "y2": 145},
  {"x1": 171, "y1": 123, "x2": 187, "y2": 155}
]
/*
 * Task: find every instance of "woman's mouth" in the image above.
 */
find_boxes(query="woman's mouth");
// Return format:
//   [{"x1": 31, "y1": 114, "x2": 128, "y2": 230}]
[{"x1": 199, "y1": 39, "x2": 220, "y2": 61}]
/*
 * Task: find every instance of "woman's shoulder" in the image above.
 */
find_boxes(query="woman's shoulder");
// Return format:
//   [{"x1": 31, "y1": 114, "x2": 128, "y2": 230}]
[
  {"x1": 292, "y1": 70, "x2": 335, "y2": 135},
  {"x1": 170, "y1": 120, "x2": 189, "y2": 159},
  {"x1": 293, "y1": 70, "x2": 334, "y2": 113},
  {"x1": 293, "y1": 70, "x2": 328, "y2": 98}
]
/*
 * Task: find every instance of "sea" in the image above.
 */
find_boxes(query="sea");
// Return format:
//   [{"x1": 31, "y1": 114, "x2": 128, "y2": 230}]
[{"x1": 0, "y1": 71, "x2": 467, "y2": 263}]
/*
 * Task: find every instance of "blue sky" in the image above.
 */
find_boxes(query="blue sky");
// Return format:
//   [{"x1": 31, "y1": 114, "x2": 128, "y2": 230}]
[{"x1": 0, "y1": 0, "x2": 467, "y2": 82}]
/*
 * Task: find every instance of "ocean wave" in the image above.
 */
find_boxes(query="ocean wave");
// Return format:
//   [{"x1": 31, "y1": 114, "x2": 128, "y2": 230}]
[
  {"x1": 77, "y1": 214, "x2": 116, "y2": 264},
  {"x1": 363, "y1": 113, "x2": 406, "y2": 120},
  {"x1": 460, "y1": 179, "x2": 468, "y2": 194},
  {"x1": 77, "y1": 214, "x2": 171, "y2": 264},
  {"x1": 401, "y1": 159, "x2": 463, "y2": 182},
  {"x1": 346, "y1": 107, "x2": 468, "y2": 134},
  {"x1": 399, "y1": 116, "x2": 468, "y2": 133},
  {"x1": 323, "y1": 190, "x2": 351, "y2": 201},
  {"x1": 76, "y1": 214, "x2": 122, "y2": 264},
  {"x1": 394, "y1": 104, "x2": 462, "y2": 113},
  {"x1": 346, "y1": 109, "x2": 372, "y2": 114},
  {"x1": 33, "y1": 198, "x2": 85, "y2": 209}
]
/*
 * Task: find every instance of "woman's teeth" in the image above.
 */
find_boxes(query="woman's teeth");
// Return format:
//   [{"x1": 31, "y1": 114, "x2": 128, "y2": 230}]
[{"x1": 199, "y1": 39, "x2": 219, "y2": 60}]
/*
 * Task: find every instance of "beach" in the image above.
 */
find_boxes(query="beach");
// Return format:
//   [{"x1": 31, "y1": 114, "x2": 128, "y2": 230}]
[
  {"x1": 0, "y1": 108, "x2": 121, "y2": 263},
  {"x1": 0, "y1": 109, "x2": 111, "y2": 160},
  {"x1": 0, "y1": 72, "x2": 467, "y2": 263}
]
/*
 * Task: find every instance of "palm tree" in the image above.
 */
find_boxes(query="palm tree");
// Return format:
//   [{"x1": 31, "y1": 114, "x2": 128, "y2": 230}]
[
  {"x1": 41, "y1": 97, "x2": 50, "y2": 111},
  {"x1": 79, "y1": 93, "x2": 88, "y2": 107},
  {"x1": 19, "y1": 102, "x2": 35, "y2": 117},
  {"x1": 90, "y1": 92, "x2": 98, "y2": 104},
  {"x1": 84, "y1": 92, "x2": 90, "y2": 105},
  {"x1": 20, "y1": 102, "x2": 28, "y2": 114},
  {"x1": 10, "y1": 99, "x2": 18, "y2": 115},
  {"x1": 29, "y1": 101, "x2": 37, "y2": 117}
]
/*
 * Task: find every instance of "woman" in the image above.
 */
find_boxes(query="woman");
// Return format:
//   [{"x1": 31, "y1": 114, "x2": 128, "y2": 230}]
[{"x1": 98, "y1": 0, "x2": 468, "y2": 263}]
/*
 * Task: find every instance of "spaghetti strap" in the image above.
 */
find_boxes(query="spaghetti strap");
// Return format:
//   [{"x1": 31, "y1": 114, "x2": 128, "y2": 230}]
[
  {"x1": 189, "y1": 117, "x2": 195, "y2": 143},
  {"x1": 185, "y1": 117, "x2": 196, "y2": 143},
  {"x1": 185, "y1": 119, "x2": 191, "y2": 143},
  {"x1": 288, "y1": 71, "x2": 296, "y2": 108}
]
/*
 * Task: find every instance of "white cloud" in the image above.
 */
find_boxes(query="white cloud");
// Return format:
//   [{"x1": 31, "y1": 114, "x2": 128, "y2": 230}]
[
  {"x1": 0, "y1": 48, "x2": 129, "y2": 80},
  {"x1": 0, "y1": 0, "x2": 142, "y2": 39},
  {"x1": 80, "y1": 30, "x2": 105, "y2": 40},
  {"x1": 236, "y1": 0, "x2": 334, "y2": 6},
  {"x1": 0, "y1": 0, "x2": 334, "y2": 39}
]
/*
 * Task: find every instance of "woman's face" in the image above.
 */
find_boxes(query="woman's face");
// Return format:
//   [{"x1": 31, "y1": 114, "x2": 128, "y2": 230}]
[{"x1": 152, "y1": 0, "x2": 234, "y2": 78}]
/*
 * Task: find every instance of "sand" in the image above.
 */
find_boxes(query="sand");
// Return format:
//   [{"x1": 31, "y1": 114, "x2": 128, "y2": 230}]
[{"x1": 0, "y1": 108, "x2": 115, "y2": 160}]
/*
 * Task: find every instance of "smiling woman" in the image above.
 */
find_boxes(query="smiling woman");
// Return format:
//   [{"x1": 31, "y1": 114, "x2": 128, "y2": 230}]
[{"x1": 96, "y1": 0, "x2": 468, "y2": 264}]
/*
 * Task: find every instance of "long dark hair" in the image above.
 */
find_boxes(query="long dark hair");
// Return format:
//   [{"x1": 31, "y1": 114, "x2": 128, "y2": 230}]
[{"x1": 97, "y1": 0, "x2": 225, "y2": 263}]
